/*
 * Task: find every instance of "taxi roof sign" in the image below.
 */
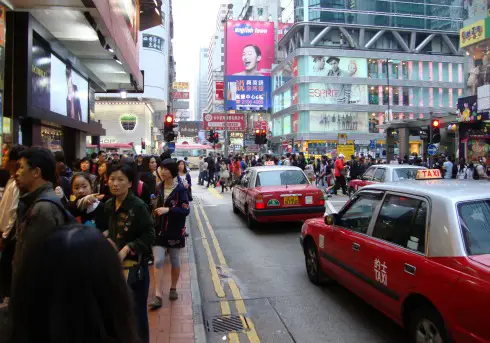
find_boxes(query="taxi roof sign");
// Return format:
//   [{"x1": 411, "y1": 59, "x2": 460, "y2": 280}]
[
  {"x1": 264, "y1": 161, "x2": 275, "y2": 166},
  {"x1": 416, "y1": 169, "x2": 442, "y2": 180}
]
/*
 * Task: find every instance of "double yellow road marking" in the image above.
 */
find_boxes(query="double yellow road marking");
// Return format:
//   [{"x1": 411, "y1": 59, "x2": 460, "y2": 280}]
[
  {"x1": 194, "y1": 205, "x2": 260, "y2": 343},
  {"x1": 208, "y1": 187, "x2": 224, "y2": 199}
]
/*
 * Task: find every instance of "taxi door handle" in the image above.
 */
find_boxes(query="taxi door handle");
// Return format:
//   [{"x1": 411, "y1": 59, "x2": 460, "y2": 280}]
[
  {"x1": 404, "y1": 264, "x2": 416, "y2": 275},
  {"x1": 352, "y1": 242, "x2": 360, "y2": 252}
]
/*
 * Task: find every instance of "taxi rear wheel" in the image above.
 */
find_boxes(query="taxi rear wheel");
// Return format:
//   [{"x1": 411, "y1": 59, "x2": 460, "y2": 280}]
[
  {"x1": 409, "y1": 306, "x2": 449, "y2": 343},
  {"x1": 247, "y1": 211, "x2": 259, "y2": 230},
  {"x1": 304, "y1": 240, "x2": 321, "y2": 285}
]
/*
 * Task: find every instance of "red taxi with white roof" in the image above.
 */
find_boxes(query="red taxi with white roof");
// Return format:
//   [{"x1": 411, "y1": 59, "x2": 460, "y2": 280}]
[
  {"x1": 301, "y1": 169, "x2": 490, "y2": 343},
  {"x1": 232, "y1": 166, "x2": 325, "y2": 229},
  {"x1": 348, "y1": 164, "x2": 427, "y2": 196}
]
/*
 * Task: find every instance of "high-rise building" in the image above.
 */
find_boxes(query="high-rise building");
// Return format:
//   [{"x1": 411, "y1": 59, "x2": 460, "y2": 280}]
[
  {"x1": 196, "y1": 48, "x2": 209, "y2": 120},
  {"x1": 272, "y1": 0, "x2": 468, "y2": 159}
]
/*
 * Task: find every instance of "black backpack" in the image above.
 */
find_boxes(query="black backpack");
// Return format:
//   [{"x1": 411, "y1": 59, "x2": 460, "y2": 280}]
[{"x1": 34, "y1": 195, "x2": 77, "y2": 224}]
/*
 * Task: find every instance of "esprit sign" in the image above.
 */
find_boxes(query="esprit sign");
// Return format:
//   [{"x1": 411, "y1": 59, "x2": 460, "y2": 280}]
[{"x1": 203, "y1": 113, "x2": 246, "y2": 131}]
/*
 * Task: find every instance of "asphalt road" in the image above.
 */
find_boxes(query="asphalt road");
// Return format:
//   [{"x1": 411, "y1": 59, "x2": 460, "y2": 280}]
[{"x1": 189, "y1": 175, "x2": 408, "y2": 343}]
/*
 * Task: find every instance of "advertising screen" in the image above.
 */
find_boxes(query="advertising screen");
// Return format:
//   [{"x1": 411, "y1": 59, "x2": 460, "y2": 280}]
[
  {"x1": 31, "y1": 40, "x2": 89, "y2": 123},
  {"x1": 307, "y1": 56, "x2": 368, "y2": 105},
  {"x1": 309, "y1": 111, "x2": 371, "y2": 133},
  {"x1": 50, "y1": 54, "x2": 89, "y2": 122},
  {"x1": 225, "y1": 20, "x2": 274, "y2": 110}
]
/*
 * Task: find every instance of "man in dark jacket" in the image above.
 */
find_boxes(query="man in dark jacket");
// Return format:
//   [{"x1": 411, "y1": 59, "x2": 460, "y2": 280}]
[
  {"x1": 206, "y1": 154, "x2": 216, "y2": 188},
  {"x1": 12, "y1": 147, "x2": 67, "y2": 278}
]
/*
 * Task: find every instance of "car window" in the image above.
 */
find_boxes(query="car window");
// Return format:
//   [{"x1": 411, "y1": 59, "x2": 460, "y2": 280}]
[
  {"x1": 338, "y1": 192, "x2": 383, "y2": 234},
  {"x1": 392, "y1": 168, "x2": 424, "y2": 181},
  {"x1": 458, "y1": 200, "x2": 490, "y2": 255},
  {"x1": 373, "y1": 168, "x2": 386, "y2": 182},
  {"x1": 256, "y1": 170, "x2": 308, "y2": 186},
  {"x1": 241, "y1": 173, "x2": 250, "y2": 187},
  {"x1": 363, "y1": 167, "x2": 376, "y2": 181},
  {"x1": 372, "y1": 195, "x2": 427, "y2": 253}
]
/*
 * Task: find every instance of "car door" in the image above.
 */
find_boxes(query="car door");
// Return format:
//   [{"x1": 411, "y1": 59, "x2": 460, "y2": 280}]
[
  {"x1": 236, "y1": 172, "x2": 250, "y2": 212},
  {"x1": 321, "y1": 191, "x2": 384, "y2": 294},
  {"x1": 353, "y1": 166, "x2": 377, "y2": 191},
  {"x1": 372, "y1": 167, "x2": 386, "y2": 183},
  {"x1": 358, "y1": 193, "x2": 430, "y2": 320}
]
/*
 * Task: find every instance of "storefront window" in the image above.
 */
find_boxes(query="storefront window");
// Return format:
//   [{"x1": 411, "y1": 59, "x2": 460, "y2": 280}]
[{"x1": 41, "y1": 126, "x2": 63, "y2": 152}]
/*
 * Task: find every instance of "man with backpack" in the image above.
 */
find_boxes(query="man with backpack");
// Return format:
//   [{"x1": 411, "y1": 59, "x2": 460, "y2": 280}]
[{"x1": 12, "y1": 147, "x2": 72, "y2": 278}]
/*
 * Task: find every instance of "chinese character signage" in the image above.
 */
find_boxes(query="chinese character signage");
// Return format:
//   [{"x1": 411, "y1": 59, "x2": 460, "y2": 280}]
[
  {"x1": 178, "y1": 121, "x2": 200, "y2": 137},
  {"x1": 203, "y1": 113, "x2": 246, "y2": 131},
  {"x1": 460, "y1": 19, "x2": 487, "y2": 48},
  {"x1": 172, "y1": 82, "x2": 189, "y2": 90},
  {"x1": 224, "y1": 20, "x2": 274, "y2": 110},
  {"x1": 277, "y1": 23, "x2": 293, "y2": 42},
  {"x1": 172, "y1": 92, "x2": 190, "y2": 100},
  {"x1": 142, "y1": 34, "x2": 164, "y2": 51}
]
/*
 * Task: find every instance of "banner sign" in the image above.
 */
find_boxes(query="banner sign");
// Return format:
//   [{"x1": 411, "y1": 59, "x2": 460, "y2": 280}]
[
  {"x1": 178, "y1": 121, "x2": 200, "y2": 137},
  {"x1": 225, "y1": 20, "x2": 274, "y2": 110},
  {"x1": 203, "y1": 113, "x2": 246, "y2": 131},
  {"x1": 172, "y1": 82, "x2": 189, "y2": 90},
  {"x1": 277, "y1": 23, "x2": 293, "y2": 42},
  {"x1": 172, "y1": 92, "x2": 190, "y2": 100},
  {"x1": 142, "y1": 34, "x2": 164, "y2": 51},
  {"x1": 215, "y1": 81, "x2": 224, "y2": 101}
]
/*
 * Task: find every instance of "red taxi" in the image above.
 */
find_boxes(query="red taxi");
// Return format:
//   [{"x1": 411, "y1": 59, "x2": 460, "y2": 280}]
[
  {"x1": 232, "y1": 166, "x2": 325, "y2": 229},
  {"x1": 301, "y1": 169, "x2": 490, "y2": 343},
  {"x1": 348, "y1": 164, "x2": 426, "y2": 196}
]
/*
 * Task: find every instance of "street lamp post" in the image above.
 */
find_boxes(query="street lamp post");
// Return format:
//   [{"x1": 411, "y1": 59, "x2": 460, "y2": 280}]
[{"x1": 222, "y1": 4, "x2": 233, "y2": 158}]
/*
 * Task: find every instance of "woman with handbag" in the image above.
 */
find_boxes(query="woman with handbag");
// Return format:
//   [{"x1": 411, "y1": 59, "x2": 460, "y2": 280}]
[
  {"x1": 97, "y1": 163, "x2": 155, "y2": 343},
  {"x1": 219, "y1": 160, "x2": 231, "y2": 193},
  {"x1": 149, "y1": 159, "x2": 190, "y2": 309},
  {"x1": 177, "y1": 159, "x2": 193, "y2": 201}
]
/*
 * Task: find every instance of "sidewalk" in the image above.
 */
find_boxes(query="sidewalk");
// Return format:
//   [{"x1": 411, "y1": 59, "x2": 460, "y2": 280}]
[{"x1": 148, "y1": 247, "x2": 195, "y2": 343}]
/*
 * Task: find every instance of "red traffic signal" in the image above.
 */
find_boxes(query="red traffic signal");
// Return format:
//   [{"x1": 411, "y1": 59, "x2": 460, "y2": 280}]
[
  {"x1": 431, "y1": 119, "x2": 440, "y2": 128},
  {"x1": 165, "y1": 114, "x2": 173, "y2": 123},
  {"x1": 261, "y1": 129, "x2": 266, "y2": 135},
  {"x1": 255, "y1": 129, "x2": 260, "y2": 135}
]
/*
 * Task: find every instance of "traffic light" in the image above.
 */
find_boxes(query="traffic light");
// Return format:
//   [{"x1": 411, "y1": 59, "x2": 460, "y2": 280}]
[
  {"x1": 164, "y1": 114, "x2": 177, "y2": 142},
  {"x1": 261, "y1": 129, "x2": 268, "y2": 144},
  {"x1": 431, "y1": 119, "x2": 441, "y2": 144},
  {"x1": 254, "y1": 129, "x2": 261, "y2": 144},
  {"x1": 213, "y1": 132, "x2": 219, "y2": 143},
  {"x1": 208, "y1": 130, "x2": 215, "y2": 143},
  {"x1": 141, "y1": 141, "x2": 146, "y2": 150}
]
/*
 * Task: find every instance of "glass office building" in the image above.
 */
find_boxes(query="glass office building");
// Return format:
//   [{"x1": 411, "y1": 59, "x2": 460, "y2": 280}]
[{"x1": 272, "y1": 0, "x2": 467, "y2": 157}]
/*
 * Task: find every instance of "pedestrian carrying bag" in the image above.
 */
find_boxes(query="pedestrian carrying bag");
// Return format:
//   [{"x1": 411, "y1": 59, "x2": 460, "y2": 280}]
[{"x1": 124, "y1": 254, "x2": 144, "y2": 285}]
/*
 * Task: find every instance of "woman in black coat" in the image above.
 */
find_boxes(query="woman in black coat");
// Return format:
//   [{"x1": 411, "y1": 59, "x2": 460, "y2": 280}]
[{"x1": 149, "y1": 158, "x2": 190, "y2": 308}]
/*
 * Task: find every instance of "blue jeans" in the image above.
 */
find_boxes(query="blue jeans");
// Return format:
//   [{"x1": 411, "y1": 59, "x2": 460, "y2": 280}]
[
  {"x1": 198, "y1": 170, "x2": 205, "y2": 185},
  {"x1": 129, "y1": 263, "x2": 150, "y2": 343}
]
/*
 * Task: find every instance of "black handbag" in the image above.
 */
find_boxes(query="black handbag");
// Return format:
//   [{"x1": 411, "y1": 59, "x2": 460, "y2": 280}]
[
  {"x1": 187, "y1": 187, "x2": 193, "y2": 201},
  {"x1": 125, "y1": 254, "x2": 144, "y2": 286}
]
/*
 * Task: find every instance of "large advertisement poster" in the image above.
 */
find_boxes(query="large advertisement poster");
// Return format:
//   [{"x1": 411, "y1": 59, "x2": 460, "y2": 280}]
[
  {"x1": 31, "y1": 40, "x2": 89, "y2": 123},
  {"x1": 309, "y1": 111, "x2": 371, "y2": 133},
  {"x1": 225, "y1": 20, "x2": 274, "y2": 110},
  {"x1": 307, "y1": 56, "x2": 368, "y2": 104}
]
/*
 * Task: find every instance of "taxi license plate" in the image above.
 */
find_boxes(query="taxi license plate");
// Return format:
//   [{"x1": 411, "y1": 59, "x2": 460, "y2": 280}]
[{"x1": 284, "y1": 196, "x2": 299, "y2": 205}]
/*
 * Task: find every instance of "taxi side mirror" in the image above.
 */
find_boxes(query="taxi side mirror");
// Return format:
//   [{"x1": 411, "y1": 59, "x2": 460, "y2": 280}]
[{"x1": 324, "y1": 213, "x2": 338, "y2": 226}]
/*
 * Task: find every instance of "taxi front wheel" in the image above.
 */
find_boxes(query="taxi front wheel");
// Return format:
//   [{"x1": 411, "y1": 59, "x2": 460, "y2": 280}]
[
  {"x1": 305, "y1": 240, "x2": 322, "y2": 285},
  {"x1": 409, "y1": 306, "x2": 449, "y2": 343}
]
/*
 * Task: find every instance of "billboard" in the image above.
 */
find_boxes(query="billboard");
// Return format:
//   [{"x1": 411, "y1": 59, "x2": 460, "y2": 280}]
[
  {"x1": 172, "y1": 82, "x2": 189, "y2": 90},
  {"x1": 31, "y1": 38, "x2": 89, "y2": 123},
  {"x1": 172, "y1": 92, "x2": 190, "y2": 100},
  {"x1": 215, "y1": 81, "x2": 224, "y2": 101},
  {"x1": 203, "y1": 113, "x2": 246, "y2": 131},
  {"x1": 225, "y1": 20, "x2": 274, "y2": 110},
  {"x1": 277, "y1": 23, "x2": 293, "y2": 42},
  {"x1": 307, "y1": 56, "x2": 368, "y2": 104},
  {"x1": 309, "y1": 111, "x2": 371, "y2": 133},
  {"x1": 178, "y1": 121, "x2": 200, "y2": 137}
]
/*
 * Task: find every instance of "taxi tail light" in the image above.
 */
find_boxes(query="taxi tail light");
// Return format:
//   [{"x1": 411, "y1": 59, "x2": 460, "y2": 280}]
[
  {"x1": 255, "y1": 194, "x2": 265, "y2": 209},
  {"x1": 318, "y1": 194, "x2": 325, "y2": 206}
]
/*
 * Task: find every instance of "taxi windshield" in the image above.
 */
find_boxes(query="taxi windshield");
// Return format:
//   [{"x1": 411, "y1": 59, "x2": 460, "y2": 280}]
[
  {"x1": 393, "y1": 168, "x2": 425, "y2": 181},
  {"x1": 256, "y1": 170, "x2": 308, "y2": 187},
  {"x1": 458, "y1": 200, "x2": 490, "y2": 255}
]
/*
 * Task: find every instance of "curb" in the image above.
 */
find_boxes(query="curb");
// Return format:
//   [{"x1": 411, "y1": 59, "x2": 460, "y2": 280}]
[{"x1": 187, "y1": 212, "x2": 207, "y2": 343}]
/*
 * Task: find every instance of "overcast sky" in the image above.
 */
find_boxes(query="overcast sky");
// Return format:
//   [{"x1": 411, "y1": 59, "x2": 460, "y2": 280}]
[{"x1": 172, "y1": 0, "x2": 223, "y2": 117}]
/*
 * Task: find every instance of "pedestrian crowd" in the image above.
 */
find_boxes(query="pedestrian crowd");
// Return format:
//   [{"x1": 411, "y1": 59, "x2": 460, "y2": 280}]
[{"x1": 0, "y1": 146, "x2": 193, "y2": 343}]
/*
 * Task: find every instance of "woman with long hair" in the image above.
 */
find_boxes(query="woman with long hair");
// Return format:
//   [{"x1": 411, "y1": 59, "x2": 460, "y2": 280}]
[
  {"x1": 95, "y1": 162, "x2": 111, "y2": 202},
  {"x1": 149, "y1": 159, "x2": 190, "y2": 308},
  {"x1": 140, "y1": 156, "x2": 160, "y2": 196},
  {"x1": 9, "y1": 225, "x2": 140, "y2": 343},
  {"x1": 177, "y1": 160, "x2": 192, "y2": 201},
  {"x1": 97, "y1": 163, "x2": 155, "y2": 343}
]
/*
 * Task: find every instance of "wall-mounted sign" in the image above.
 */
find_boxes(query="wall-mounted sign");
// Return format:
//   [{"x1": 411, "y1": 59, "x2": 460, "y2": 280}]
[
  {"x1": 215, "y1": 81, "x2": 224, "y2": 101},
  {"x1": 172, "y1": 92, "x2": 190, "y2": 100},
  {"x1": 101, "y1": 136, "x2": 118, "y2": 144},
  {"x1": 142, "y1": 34, "x2": 164, "y2": 51},
  {"x1": 230, "y1": 132, "x2": 244, "y2": 138},
  {"x1": 172, "y1": 82, "x2": 189, "y2": 90},
  {"x1": 460, "y1": 19, "x2": 487, "y2": 48},
  {"x1": 203, "y1": 113, "x2": 246, "y2": 131},
  {"x1": 120, "y1": 114, "x2": 137, "y2": 132},
  {"x1": 178, "y1": 121, "x2": 200, "y2": 137}
]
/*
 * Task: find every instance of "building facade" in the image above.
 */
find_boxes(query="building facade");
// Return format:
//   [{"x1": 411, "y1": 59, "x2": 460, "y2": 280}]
[
  {"x1": 272, "y1": 0, "x2": 468, "y2": 158},
  {"x1": 195, "y1": 48, "x2": 209, "y2": 120},
  {"x1": 94, "y1": 0, "x2": 173, "y2": 155}
]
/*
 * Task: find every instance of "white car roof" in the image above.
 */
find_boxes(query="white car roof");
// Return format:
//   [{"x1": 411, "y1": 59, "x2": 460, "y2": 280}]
[
  {"x1": 248, "y1": 166, "x2": 303, "y2": 172},
  {"x1": 367, "y1": 164, "x2": 427, "y2": 170}
]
